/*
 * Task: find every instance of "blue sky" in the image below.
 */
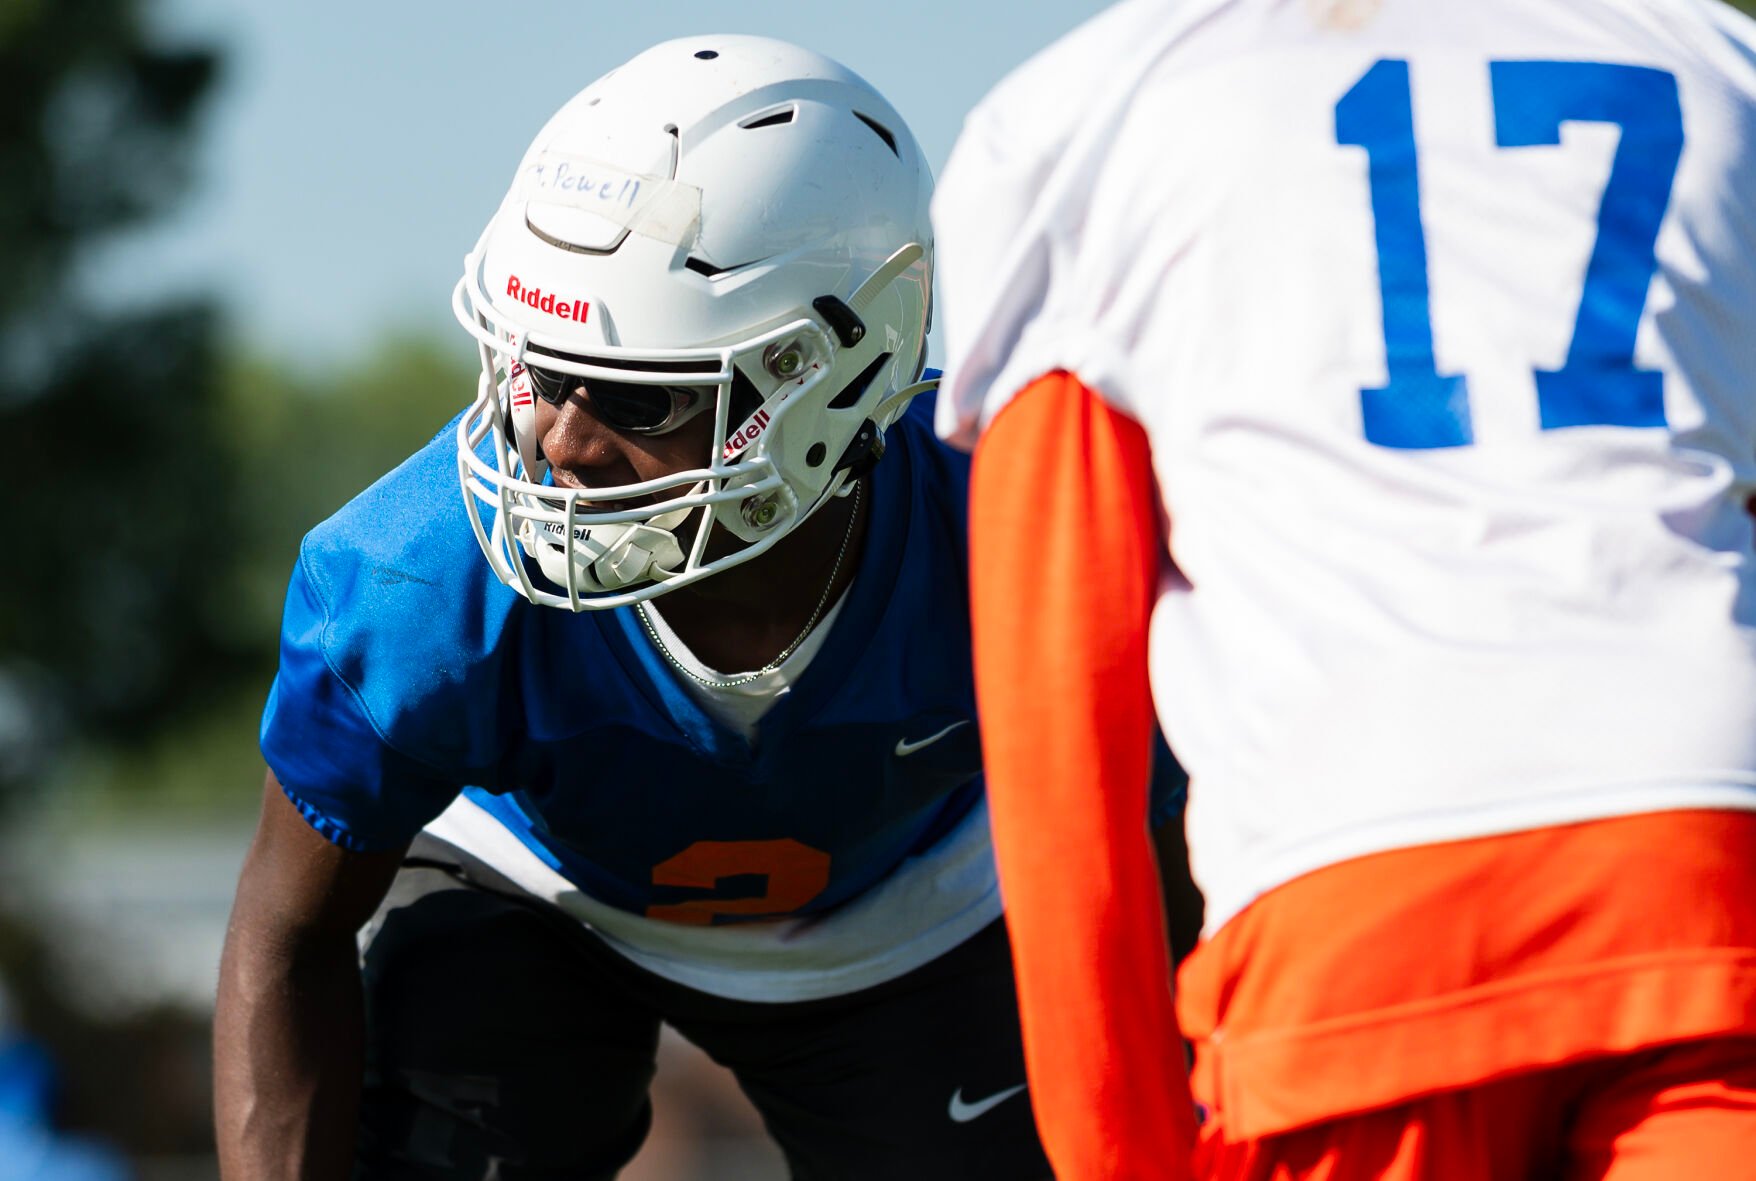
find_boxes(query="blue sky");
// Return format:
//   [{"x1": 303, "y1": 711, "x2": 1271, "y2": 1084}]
[{"x1": 104, "y1": 0, "x2": 1113, "y2": 363}]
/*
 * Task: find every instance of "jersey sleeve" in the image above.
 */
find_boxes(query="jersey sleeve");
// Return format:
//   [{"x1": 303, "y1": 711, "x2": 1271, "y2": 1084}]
[
  {"x1": 969, "y1": 371, "x2": 1196, "y2": 1180},
  {"x1": 258, "y1": 552, "x2": 462, "y2": 852}
]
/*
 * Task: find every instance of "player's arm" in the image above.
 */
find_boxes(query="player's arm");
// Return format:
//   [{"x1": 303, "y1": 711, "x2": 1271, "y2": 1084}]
[
  {"x1": 970, "y1": 372, "x2": 1196, "y2": 1180},
  {"x1": 214, "y1": 769, "x2": 407, "y2": 1181}
]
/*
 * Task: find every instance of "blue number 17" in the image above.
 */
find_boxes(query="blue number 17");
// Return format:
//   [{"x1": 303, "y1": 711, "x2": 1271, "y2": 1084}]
[{"x1": 1336, "y1": 59, "x2": 1682, "y2": 449}]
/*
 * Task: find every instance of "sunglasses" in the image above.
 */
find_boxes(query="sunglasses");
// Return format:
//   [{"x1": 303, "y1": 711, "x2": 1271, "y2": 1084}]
[{"x1": 520, "y1": 346, "x2": 713, "y2": 436}]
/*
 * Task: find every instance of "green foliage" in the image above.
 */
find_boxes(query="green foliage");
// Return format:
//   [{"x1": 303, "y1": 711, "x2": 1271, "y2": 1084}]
[
  {"x1": 0, "y1": 0, "x2": 227, "y2": 792},
  {"x1": 0, "y1": 0, "x2": 214, "y2": 323},
  {"x1": 217, "y1": 337, "x2": 475, "y2": 648},
  {"x1": 39, "y1": 335, "x2": 476, "y2": 813},
  {"x1": 0, "y1": 3, "x2": 469, "y2": 809}
]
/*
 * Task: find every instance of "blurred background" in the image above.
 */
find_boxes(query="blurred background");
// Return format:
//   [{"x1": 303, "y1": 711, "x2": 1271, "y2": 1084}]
[
  {"x1": 8, "y1": 2, "x2": 1756, "y2": 1179},
  {"x1": 0, "y1": 1, "x2": 1123, "y2": 1177}
]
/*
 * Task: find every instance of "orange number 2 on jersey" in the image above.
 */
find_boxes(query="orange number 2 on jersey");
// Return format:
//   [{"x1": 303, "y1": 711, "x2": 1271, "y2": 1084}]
[{"x1": 645, "y1": 839, "x2": 832, "y2": 926}]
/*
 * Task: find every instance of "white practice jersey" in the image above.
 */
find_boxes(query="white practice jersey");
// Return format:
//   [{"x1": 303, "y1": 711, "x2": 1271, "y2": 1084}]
[{"x1": 937, "y1": 0, "x2": 1756, "y2": 932}]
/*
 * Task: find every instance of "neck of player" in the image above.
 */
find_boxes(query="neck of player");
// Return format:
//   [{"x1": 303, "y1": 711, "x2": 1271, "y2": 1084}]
[{"x1": 652, "y1": 476, "x2": 869, "y2": 674}]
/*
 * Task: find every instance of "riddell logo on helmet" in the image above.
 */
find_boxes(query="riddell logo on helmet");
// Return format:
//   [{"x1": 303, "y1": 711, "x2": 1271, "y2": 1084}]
[
  {"x1": 506, "y1": 276, "x2": 589, "y2": 323},
  {"x1": 723, "y1": 409, "x2": 773, "y2": 459}
]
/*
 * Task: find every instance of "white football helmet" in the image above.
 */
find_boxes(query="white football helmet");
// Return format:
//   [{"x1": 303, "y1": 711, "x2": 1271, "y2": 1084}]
[{"x1": 454, "y1": 35, "x2": 934, "y2": 610}]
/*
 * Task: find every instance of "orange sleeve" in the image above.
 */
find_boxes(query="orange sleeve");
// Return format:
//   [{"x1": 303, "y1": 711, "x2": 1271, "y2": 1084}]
[{"x1": 969, "y1": 372, "x2": 1196, "y2": 1179}]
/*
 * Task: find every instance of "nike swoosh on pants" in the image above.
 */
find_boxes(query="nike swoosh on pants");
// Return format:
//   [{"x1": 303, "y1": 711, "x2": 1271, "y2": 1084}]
[{"x1": 948, "y1": 1084, "x2": 1027, "y2": 1123}]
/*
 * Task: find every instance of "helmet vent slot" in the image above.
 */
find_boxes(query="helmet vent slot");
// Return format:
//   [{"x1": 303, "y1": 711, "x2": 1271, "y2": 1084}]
[
  {"x1": 853, "y1": 112, "x2": 898, "y2": 156},
  {"x1": 739, "y1": 106, "x2": 797, "y2": 130},
  {"x1": 828, "y1": 352, "x2": 891, "y2": 410},
  {"x1": 685, "y1": 256, "x2": 731, "y2": 277}
]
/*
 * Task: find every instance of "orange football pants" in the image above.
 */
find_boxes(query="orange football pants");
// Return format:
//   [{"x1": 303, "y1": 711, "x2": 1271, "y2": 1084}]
[{"x1": 1198, "y1": 1036, "x2": 1756, "y2": 1181}]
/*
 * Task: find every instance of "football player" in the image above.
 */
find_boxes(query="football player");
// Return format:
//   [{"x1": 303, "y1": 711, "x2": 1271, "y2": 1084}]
[
  {"x1": 937, "y1": 0, "x2": 1756, "y2": 1178},
  {"x1": 213, "y1": 35, "x2": 1185, "y2": 1181}
]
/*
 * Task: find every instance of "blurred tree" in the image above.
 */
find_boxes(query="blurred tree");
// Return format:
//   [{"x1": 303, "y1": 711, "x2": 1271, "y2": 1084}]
[
  {"x1": 8, "y1": 335, "x2": 475, "y2": 821},
  {"x1": 218, "y1": 337, "x2": 477, "y2": 649},
  {"x1": 0, "y1": 334, "x2": 471, "y2": 1158},
  {"x1": 0, "y1": 0, "x2": 231, "y2": 796}
]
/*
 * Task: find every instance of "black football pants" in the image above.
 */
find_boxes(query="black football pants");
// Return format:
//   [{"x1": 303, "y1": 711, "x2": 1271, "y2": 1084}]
[{"x1": 354, "y1": 843, "x2": 1052, "y2": 1180}]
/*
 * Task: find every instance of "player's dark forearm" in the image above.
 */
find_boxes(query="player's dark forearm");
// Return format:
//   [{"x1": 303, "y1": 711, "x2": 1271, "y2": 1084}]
[
  {"x1": 214, "y1": 923, "x2": 365, "y2": 1181},
  {"x1": 216, "y1": 778, "x2": 404, "y2": 1181}
]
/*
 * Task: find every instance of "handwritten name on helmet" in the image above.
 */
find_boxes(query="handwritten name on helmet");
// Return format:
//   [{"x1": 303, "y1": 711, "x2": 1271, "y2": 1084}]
[{"x1": 506, "y1": 276, "x2": 590, "y2": 323}]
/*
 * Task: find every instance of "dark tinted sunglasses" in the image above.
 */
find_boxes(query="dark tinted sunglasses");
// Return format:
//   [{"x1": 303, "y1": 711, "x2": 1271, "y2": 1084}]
[{"x1": 521, "y1": 347, "x2": 711, "y2": 436}]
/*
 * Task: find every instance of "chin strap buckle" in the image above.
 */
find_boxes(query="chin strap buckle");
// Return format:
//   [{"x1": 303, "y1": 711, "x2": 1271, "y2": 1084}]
[{"x1": 833, "y1": 418, "x2": 884, "y2": 481}]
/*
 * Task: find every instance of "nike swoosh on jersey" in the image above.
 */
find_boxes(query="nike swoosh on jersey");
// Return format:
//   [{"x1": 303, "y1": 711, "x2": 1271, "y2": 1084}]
[
  {"x1": 894, "y1": 720, "x2": 970, "y2": 757},
  {"x1": 948, "y1": 1083, "x2": 1027, "y2": 1123}
]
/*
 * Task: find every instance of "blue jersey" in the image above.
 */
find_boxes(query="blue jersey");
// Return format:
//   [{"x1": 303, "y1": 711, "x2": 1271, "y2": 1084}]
[{"x1": 263, "y1": 394, "x2": 1182, "y2": 926}]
